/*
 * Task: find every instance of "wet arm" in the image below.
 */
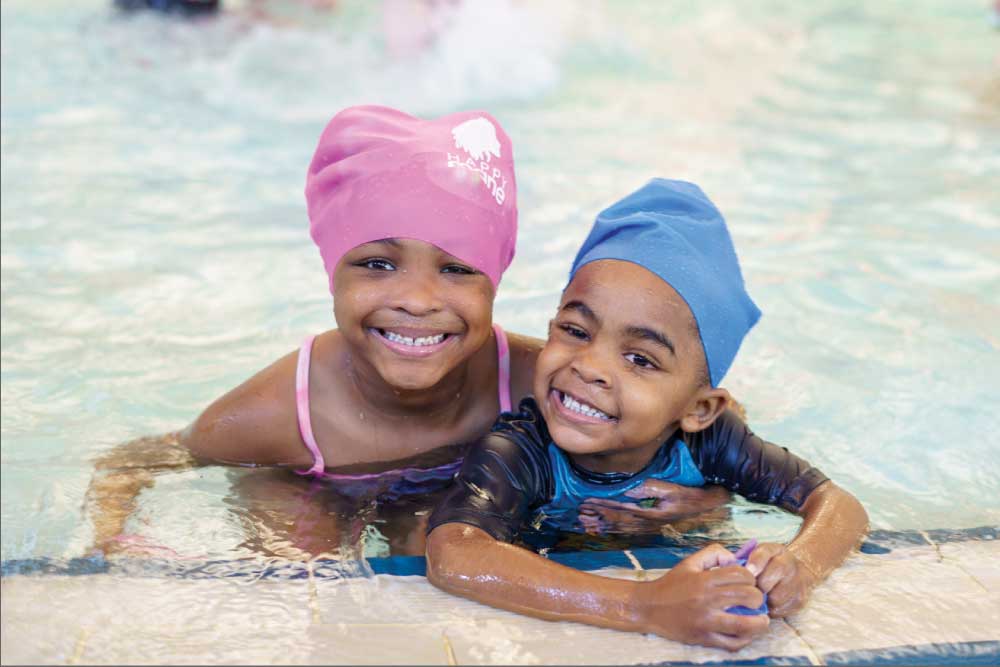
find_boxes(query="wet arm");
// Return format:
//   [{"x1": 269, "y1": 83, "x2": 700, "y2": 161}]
[
  {"x1": 86, "y1": 350, "x2": 305, "y2": 554},
  {"x1": 422, "y1": 412, "x2": 647, "y2": 630},
  {"x1": 426, "y1": 523, "x2": 642, "y2": 631},
  {"x1": 743, "y1": 481, "x2": 868, "y2": 617},
  {"x1": 427, "y1": 524, "x2": 768, "y2": 649},
  {"x1": 86, "y1": 430, "x2": 200, "y2": 554},
  {"x1": 786, "y1": 481, "x2": 869, "y2": 581}
]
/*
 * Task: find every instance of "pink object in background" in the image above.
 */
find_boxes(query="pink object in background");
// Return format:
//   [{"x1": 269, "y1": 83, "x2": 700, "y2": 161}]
[{"x1": 305, "y1": 105, "x2": 518, "y2": 293}]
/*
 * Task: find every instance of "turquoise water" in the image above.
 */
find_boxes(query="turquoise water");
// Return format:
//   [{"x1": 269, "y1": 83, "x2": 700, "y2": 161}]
[{"x1": 2, "y1": 0, "x2": 999, "y2": 561}]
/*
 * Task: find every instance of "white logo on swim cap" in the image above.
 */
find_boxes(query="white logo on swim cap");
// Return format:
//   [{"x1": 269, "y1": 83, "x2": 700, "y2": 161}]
[
  {"x1": 451, "y1": 117, "x2": 502, "y2": 161},
  {"x1": 447, "y1": 117, "x2": 508, "y2": 206}
]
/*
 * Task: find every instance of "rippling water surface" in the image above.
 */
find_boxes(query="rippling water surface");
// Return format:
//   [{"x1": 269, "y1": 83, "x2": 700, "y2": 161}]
[{"x1": 2, "y1": 0, "x2": 999, "y2": 562}]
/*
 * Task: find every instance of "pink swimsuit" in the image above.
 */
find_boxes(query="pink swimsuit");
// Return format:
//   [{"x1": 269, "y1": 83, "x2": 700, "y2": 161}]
[{"x1": 292, "y1": 324, "x2": 512, "y2": 499}]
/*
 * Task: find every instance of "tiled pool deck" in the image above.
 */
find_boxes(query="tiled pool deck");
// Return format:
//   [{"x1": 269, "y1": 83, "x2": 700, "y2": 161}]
[{"x1": 2, "y1": 528, "x2": 998, "y2": 665}]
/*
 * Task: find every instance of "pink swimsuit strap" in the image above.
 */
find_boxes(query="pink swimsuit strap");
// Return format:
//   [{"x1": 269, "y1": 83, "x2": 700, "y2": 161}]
[
  {"x1": 294, "y1": 334, "x2": 324, "y2": 477},
  {"x1": 294, "y1": 324, "x2": 512, "y2": 477}
]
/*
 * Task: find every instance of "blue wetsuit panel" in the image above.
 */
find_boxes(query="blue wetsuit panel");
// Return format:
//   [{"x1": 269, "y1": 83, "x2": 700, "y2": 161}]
[
  {"x1": 428, "y1": 397, "x2": 828, "y2": 542},
  {"x1": 537, "y1": 439, "x2": 705, "y2": 531}
]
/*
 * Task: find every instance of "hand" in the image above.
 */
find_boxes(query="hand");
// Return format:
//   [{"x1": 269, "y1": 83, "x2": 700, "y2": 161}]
[
  {"x1": 745, "y1": 542, "x2": 820, "y2": 618},
  {"x1": 578, "y1": 482, "x2": 731, "y2": 533},
  {"x1": 636, "y1": 543, "x2": 769, "y2": 651},
  {"x1": 97, "y1": 533, "x2": 184, "y2": 558},
  {"x1": 87, "y1": 468, "x2": 156, "y2": 556}
]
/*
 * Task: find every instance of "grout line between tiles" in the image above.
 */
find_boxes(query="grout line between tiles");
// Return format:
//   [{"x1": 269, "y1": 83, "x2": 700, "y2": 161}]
[
  {"x1": 623, "y1": 549, "x2": 649, "y2": 581},
  {"x1": 441, "y1": 631, "x2": 457, "y2": 666},
  {"x1": 940, "y1": 549, "x2": 993, "y2": 594},
  {"x1": 781, "y1": 618, "x2": 824, "y2": 666},
  {"x1": 952, "y1": 565, "x2": 991, "y2": 593},
  {"x1": 918, "y1": 530, "x2": 942, "y2": 562},
  {"x1": 919, "y1": 530, "x2": 993, "y2": 593},
  {"x1": 66, "y1": 627, "x2": 90, "y2": 665}
]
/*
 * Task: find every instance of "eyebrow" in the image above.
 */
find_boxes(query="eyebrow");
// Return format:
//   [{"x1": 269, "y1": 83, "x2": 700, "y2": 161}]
[
  {"x1": 625, "y1": 325, "x2": 676, "y2": 356},
  {"x1": 562, "y1": 300, "x2": 676, "y2": 356},
  {"x1": 561, "y1": 300, "x2": 599, "y2": 322},
  {"x1": 369, "y1": 238, "x2": 402, "y2": 248}
]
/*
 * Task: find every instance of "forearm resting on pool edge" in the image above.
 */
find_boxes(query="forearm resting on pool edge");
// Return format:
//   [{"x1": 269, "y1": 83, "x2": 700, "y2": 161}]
[{"x1": 425, "y1": 523, "x2": 768, "y2": 650}]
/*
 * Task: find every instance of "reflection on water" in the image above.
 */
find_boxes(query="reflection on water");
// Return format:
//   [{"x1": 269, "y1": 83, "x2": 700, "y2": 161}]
[
  {"x1": 2, "y1": 0, "x2": 999, "y2": 562},
  {"x1": 223, "y1": 467, "x2": 447, "y2": 560},
  {"x1": 213, "y1": 467, "x2": 799, "y2": 560}
]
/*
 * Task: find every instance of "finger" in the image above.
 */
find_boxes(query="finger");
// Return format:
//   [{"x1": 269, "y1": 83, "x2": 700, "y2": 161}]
[
  {"x1": 714, "y1": 583, "x2": 765, "y2": 610},
  {"x1": 704, "y1": 631, "x2": 755, "y2": 653},
  {"x1": 677, "y1": 543, "x2": 740, "y2": 572},
  {"x1": 703, "y1": 567, "x2": 757, "y2": 591},
  {"x1": 746, "y1": 542, "x2": 783, "y2": 577},
  {"x1": 581, "y1": 499, "x2": 667, "y2": 522},
  {"x1": 765, "y1": 578, "x2": 804, "y2": 618},
  {"x1": 704, "y1": 567, "x2": 757, "y2": 588},
  {"x1": 590, "y1": 506, "x2": 671, "y2": 522},
  {"x1": 756, "y1": 558, "x2": 788, "y2": 595},
  {"x1": 624, "y1": 480, "x2": 684, "y2": 499},
  {"x1": 582, "y1": 498, "x2": 646, "y2": 511},
  {"x1": 578, "y1": 514, "x2": 604, "y2": 535},
  {"x1": 712, "y1": 609, "x2": 770, "y2": 637},
  {"x1": 624, "y1": 484, "x2": 654, "y2": 499},
  {"x1": 578, "y1": 503, "x2": 615, "y2": 519},
  {"x1": 589, "y1": 506, "x2": 629, "y2": 522}
]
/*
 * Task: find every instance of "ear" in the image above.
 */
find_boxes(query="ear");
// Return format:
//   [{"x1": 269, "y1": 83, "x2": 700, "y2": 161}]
[{"x1": 680, "y1": 387, "x2": 731, "y2": 433}]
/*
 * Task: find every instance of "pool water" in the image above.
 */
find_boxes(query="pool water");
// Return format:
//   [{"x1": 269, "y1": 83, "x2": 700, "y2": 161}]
[{"x1": 2, "y1": 0, "x2": 999, "y2": 565}]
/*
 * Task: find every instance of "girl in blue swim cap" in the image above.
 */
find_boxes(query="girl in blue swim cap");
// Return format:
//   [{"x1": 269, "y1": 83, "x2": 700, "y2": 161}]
[{"x1": 426, "y1": 179, "x2": 869, "y2": 650}]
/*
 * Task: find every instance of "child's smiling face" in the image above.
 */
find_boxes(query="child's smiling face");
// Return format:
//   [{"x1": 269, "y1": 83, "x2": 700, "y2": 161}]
[
  {"x1": 533, "y1": 259, "x2": 718, "y2": 474},
  {"x1": 334, "y1": 238, "x2": 495, "y2": 391}
]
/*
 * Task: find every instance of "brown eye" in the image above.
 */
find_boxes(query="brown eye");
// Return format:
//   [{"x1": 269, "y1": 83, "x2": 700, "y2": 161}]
[
  {"x1": 560, "y1": 324, "x2": 588, "y2": 340},
  {"x1": 441, "y1": 264, "x2": 476, "y2": 275},
  {"x1": 624, "y1": 353, "x2": 656, "y2": 369},
  {"x1": 356, "y1": 258, "x2": 396, "y2": 271}
]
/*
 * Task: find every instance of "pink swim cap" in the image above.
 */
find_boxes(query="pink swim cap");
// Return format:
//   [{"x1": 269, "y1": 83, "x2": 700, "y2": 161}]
[{"x1": 306, "y1": 105, "x2": 518, "y2": 293}]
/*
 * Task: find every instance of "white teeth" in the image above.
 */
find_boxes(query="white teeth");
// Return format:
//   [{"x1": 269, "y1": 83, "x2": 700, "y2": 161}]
[
  {"x1": 560, "y1": 392, "x2": 612, "y2": 420},
  {"x1": 382, "y1": 330, "x2": 446, "y2": 347}
]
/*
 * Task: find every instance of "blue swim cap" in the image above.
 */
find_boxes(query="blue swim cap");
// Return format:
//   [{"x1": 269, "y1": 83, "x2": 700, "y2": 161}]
[{"x1": 568, "y1": 178, "x2": 761, "y2": 387}]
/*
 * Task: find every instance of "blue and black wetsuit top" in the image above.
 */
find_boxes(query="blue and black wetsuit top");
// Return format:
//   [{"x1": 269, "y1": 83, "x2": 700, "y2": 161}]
[{"x1": 428, "y1": 397, "x2": 829, "y2": 541}]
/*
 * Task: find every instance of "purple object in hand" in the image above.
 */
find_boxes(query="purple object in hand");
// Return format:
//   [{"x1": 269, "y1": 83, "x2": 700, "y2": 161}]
[{"x1": 726, "y1": 539, "x2": 769, "y2": 616}]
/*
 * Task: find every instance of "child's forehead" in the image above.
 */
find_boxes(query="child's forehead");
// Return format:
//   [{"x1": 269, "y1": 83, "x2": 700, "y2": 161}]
[
  {"x1": 561, "y1": 260, "x2": 698, "y2": 334},
  {"x1": 347, "y1": 238, "x2": 457, "y2": 259}
]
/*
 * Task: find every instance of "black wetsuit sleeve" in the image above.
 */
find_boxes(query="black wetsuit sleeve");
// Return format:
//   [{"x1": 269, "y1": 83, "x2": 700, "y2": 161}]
[
  {"x1": 427, "y1": 398, "x2": 554, "y2": 542},
  {"x1": 687, "y1": 409, "x2": 830, "y2": 513}
]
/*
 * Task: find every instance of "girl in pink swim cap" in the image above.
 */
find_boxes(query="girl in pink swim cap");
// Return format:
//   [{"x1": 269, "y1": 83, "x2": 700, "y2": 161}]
[
  {"x1": 87, "y1": 106, "x2": 545, "y2": 557},
  {"x1": 86, "y1": 106, "x2": 728, "y2": 559}
]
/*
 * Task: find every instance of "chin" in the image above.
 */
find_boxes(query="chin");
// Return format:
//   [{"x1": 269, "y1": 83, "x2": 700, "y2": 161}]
[
  {"x1": 384, "y1": 372, "x2": 445, "y2": 391},
  {"x1": 547, "y1": 423, "x2": 607, "y2": 456}
]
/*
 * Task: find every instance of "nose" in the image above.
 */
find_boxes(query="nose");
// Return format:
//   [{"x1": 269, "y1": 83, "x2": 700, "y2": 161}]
[
  {"x1": 571, "y1": 344, "x2": 613, "y2": 389},
  {"x1": 389, "y1": 268, "x2": 444, "y2": 317}
]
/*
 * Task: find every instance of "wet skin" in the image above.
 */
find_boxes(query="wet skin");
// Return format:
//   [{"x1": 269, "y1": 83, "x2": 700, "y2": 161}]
[
  {"x1": 86, "y1": 247, "x2": 734, "y2": 560},
  {"x1": 428, "y1": 259, "x2": 869, "y2": 650},
  {"x1": 334, "y1": 238, "x2": 497, "y2": 397},
  {"x1": 534, "y1": 259, "x2": 732, "y2": 474}
]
